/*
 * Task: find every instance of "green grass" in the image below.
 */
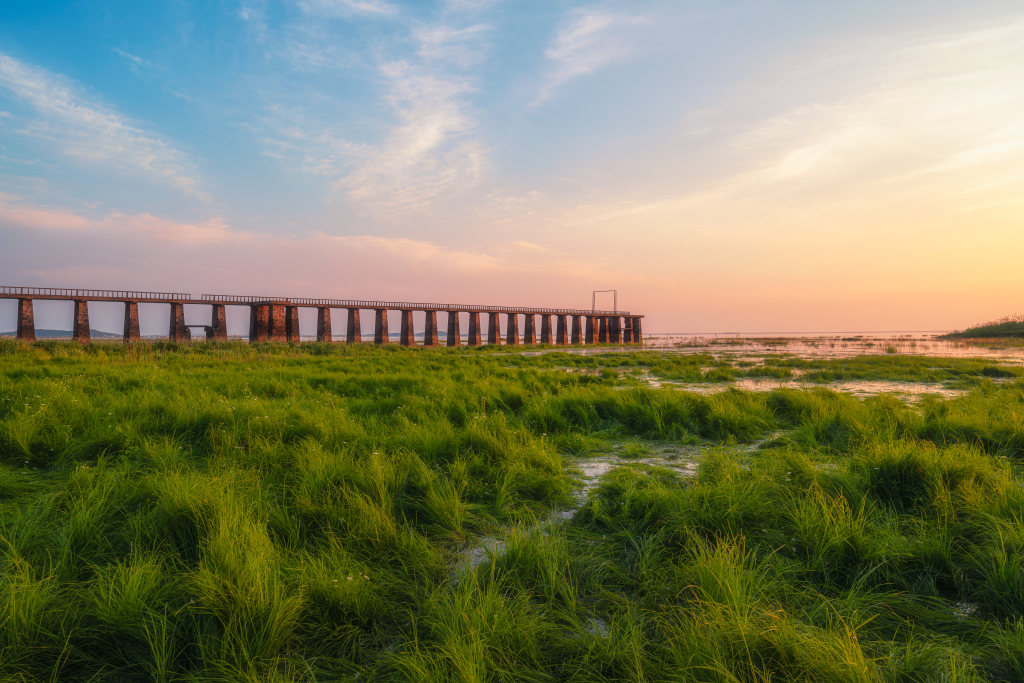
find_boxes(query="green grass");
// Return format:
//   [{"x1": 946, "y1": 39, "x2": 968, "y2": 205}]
[{"x1": 2, "y1": 340, "x2": 1024, "y2": 679}]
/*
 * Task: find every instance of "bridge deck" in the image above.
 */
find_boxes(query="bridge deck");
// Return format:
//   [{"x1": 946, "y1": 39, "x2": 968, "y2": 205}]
[
  {"x1": 0, "y1": 286, "x2": 636, "y2": 317},
  {"x1": 2, "y1": 285, "x2": 644, "y2": 345}
]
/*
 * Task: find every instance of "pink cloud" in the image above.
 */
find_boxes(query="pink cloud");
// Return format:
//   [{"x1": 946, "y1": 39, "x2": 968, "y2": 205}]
[
  {"x1": 0, "y1": 194, "x2": 92, "y2": 230},
  {"x1": 0, "y1": 196, "x2": 646, "y2": 314}
]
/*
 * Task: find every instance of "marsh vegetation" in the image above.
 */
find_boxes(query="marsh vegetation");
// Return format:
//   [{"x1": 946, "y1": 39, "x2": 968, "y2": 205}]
[
  {"x1": 2, "y1": 341, "x2": 1024, "y2": 680},
  {"x1": 943, "y1": 315, "x2": 1024, "y2": 339}
]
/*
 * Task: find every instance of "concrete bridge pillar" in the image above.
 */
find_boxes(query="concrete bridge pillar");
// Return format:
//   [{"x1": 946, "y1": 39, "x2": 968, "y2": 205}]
[
  {"x1": 169, "y1": 302, "x2": 187, "y2": 342},
  {"x1": 609, "y1": 316, "x2": 621, "y2": 343},
  {"x1": 286, "y1": 306, "x2": 300, "y2": 343},
  {"x1": 540, "y1": 315, "x2": 552, "y2": 344},
  {"x1": 585, "y1": 316, "x2": 595, "y2": 344},
  {"x1": 123, "y1": 301, "x2": 140, "y2": 342},
  {"x1": 487, "y1": 312, "x2": 501, "y2": 345},
  {"x1": 571, "y1": 315, "x2": 582, "y2": 344},
  {"x1": 523, "y1": 315, "x2": 537, "y2": 344},
  {"x1": 598, "y1": 316, "x2": 609, "y2": 343},
  {"x1": 317, "y1": 307, "x2": 332, "y2": 342},
  {"x1": 400, "y1": 310, "x2": 415, "y2": 346},
  {"x1": 446, "y1": 311, "x2": 461, "y2": 346},
  {"x1": 467, "y1": 312, "x2": 482, "y2": 346},
  {"x1": 556, "y1": 315, "x2": 568, "y2": 345},
  {"x1": 268, "y1": 305, "x2": 286, "y2": 342},
  {"x1": 505, "y1": 313, "x2": 519, "y2": 345},
  {"x1": 211, "y1": 304, "x2": 227, "y2": 340},
  {"x1": 73, "y1": 300, "x2": 90, "y2": 344},
  {"x1": 347, "y1": 309, "x2": 362, "y2": 343},
  {"x1": 16, "y1": 299, "x2": 35, "y2": 342},
  {"x1": 633, "y1": 317, "x2": 643, "y2": 344},
  {"x1": 249, "y1": 304, "x2": 270, "y2": 342},
  {"x1": 424, "y1": 311, "x2": 439, "y2": 346},
  {"x1": 374, "y1": 309, "x2": 390, "y2": 344},
  {"x1": 622, "y1": 317, "x2": 634, "y2": 344}
]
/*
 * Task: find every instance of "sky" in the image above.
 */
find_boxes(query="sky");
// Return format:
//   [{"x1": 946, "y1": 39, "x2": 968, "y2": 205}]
[{"x1": 1, "y1": 0, "x2": 1023, "y2": 334}]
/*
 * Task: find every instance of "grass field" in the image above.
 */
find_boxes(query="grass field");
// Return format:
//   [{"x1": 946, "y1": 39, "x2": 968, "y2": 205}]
[{"x1": 2, "y1": 340, "x2": 1024, "y2": 680}]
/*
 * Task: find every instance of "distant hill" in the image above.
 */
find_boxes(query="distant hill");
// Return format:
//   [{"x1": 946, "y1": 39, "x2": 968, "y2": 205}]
[
  {"x1": 0, "y1": 328, "x2": 122, "y2": 339},
  {"x1": 941, "y1": 316, "x2": 1024, "y2": 339}
]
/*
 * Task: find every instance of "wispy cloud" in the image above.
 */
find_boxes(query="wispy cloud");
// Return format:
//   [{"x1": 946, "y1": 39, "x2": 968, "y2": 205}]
[
  {"x1": 0, "y1": 192, "x2": 92, "y2": 230},
  {"x1": 111, "y1": 48, "x2": 144, "y2": 67},
  {"x1": 331, "y1": 59, "x2": 484, "y2": 210},
  {"x1": 707, "y1": 17, "x2": 1024, "y2": 204},
  {"x1": 254, "y1": 3, "x2": 491, "y2": 213},
  {"x1": 257, "y1": 104, "x2": 371, "y2": 179},
  {"x1": 238, "y1": 0, "x2": 269, "y2": 40},
  {"x1": 414, "y1": 22, "x2": 491, "y2": 67},
  {"x1": 533, "y1": 8, "x2": 647, "y2": 106},
  {"x1": 0, "y1": 193, "x2": 232, "y2": 243},
  {"x1": 298, "y1": 0, "x2": 397, "y2": 18},
  {"x1": 0, "y1": 53, "x2": 204, "y2": 197},
  {"x1": 442, "y1": 0, "x2": 494, "y2": 13}
]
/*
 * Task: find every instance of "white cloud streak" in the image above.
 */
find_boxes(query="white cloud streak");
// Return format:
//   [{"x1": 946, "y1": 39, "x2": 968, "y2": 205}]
[
  {"x1": 256, "y1": 4, "x2": 491, "y2": 213},
  {"x1": 330, "y1": 60, "x2": 484, "y2": 210},
  {"x1": 0, "y1": 193, "x2": 234, "y2": 243},
  {"x1": 258, "y1": 104, "x2": 371, "y2": 179},
  {"x1": 238, "y1": 0, "x2": 270, "y2": 40},
  {"x1": 534, "y1": 9, "x2": 647, "y2": 106},
  {"x1": 704, "y1": 17, "x2": 1024, "y2": 205},
  {"x1": 442, "y1": 0, "x2": 494, "y2": 12},
  {"x1": 298, "y1": 0, "x2": 397, "y2": 17},
  {"x1": 415, "y1": 23, "x2": 490, "y2": 67},
  {"x1": 111, "y1": 48, "x2": 144, "y2": 67},
  {"x1": 0, "y1": 53, "x2": 204, "y2": 197}
]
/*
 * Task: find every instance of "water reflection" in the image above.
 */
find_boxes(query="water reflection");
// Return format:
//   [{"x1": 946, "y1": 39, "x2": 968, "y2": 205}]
[
  {"x1": 645, "y1": 332, "x2": 1024, "y2": 363},
  {"x1": 647, "y1": 376, "x2": 969, "y2": 401},
  {"x1": 518, "y1": 333, "x2": 1024, "y2": 364}
]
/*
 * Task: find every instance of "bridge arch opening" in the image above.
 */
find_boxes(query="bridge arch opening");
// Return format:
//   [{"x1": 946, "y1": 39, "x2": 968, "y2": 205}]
[
  {"x1": 0, "y1": 300, "x2": 14, "y2": 334},
  {"x1": 85, "y1": 301, "x2": 123, "y2": 339},
  {"x1": 297, "y1": 307, "x2": 317, "y2": 342}
]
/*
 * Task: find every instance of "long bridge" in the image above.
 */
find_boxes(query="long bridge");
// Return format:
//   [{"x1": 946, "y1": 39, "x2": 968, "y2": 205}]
[{"x1": 0, "y1": 286, "x2": 643, "y2": 346}]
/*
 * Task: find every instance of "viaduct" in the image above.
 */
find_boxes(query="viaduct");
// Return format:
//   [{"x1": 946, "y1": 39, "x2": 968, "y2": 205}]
[{"x1": 1, "y1": 287, "x2": 643, "y2": 347}]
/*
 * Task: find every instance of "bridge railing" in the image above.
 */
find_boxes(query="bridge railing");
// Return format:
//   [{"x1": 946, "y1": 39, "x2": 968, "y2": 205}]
[
  {"x1": 199, "y1": 294, "x2": 627, "y2": 316},
  {"x1": 0, "y1": 286, "x2": 635, "y2": 317},
  {"x1": 0, "y1": 286, "x2": 192, "y2": 300}
]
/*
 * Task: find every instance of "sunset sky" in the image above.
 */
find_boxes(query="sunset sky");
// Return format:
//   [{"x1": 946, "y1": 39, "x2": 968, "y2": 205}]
[{"x1": 2, "y1": 0, "x2": 1023, "y2": 334}]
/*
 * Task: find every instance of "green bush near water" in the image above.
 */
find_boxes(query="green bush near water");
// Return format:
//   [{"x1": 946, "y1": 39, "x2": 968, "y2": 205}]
[
  {"x1": 943, "y1": 317, "x2": 1024, "y2": 339},
  {"x1": 2, "y1": 341, "x2": 1024, "y2": 679}
]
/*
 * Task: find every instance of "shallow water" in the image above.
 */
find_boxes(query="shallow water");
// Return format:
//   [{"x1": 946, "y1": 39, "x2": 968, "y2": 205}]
[
  {"x1": 646, "y1": 332, "x2": 1024, "y2": 364},
  {"x1": 570, "y1": 444, "x2": 703, "y2": 507},
  {"x1": 457, "y1": 441, "x2": 705, "y2": 572},
  {"x1": 520, "y1": 333, "x2": 1024, "y2": 364},
  {"x1": 644, "y1": 375, "x2": 969, "y2": 401}
]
